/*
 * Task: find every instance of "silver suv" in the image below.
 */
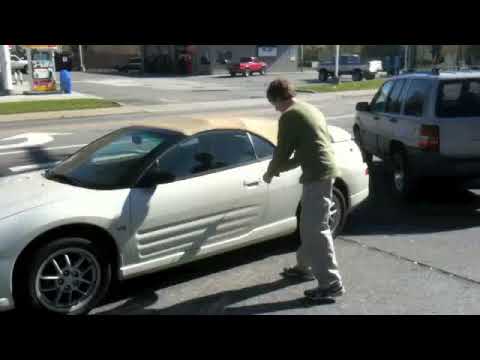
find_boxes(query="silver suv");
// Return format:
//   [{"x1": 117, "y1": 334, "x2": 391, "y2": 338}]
[{"x1": 354, "y1": 70, "x2": 480, "y2": 198}]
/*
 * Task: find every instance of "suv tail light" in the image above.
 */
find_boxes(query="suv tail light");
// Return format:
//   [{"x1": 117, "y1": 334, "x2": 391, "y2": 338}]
[{"x1": 418, "y1": 125, "x2": 440, "y2": 152}]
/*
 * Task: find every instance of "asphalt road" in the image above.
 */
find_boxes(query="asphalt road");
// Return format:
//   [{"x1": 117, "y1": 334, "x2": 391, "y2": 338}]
[
  {"x1": 2, "y1": 89, "x2": 480, "y2": 314},
  {"x1": 70, "y1": 70, "x2": 341, "y2": 106}
]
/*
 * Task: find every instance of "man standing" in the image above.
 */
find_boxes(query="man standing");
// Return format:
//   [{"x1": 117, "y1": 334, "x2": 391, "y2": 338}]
[{"x1": 263, "y1": 78, "x2": 345, "y2": 301}]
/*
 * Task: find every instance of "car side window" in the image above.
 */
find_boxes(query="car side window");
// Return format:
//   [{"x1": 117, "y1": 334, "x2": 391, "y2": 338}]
[
  {"x1": 404, "y1": 79, "x2": 432, "y2": 117},
  {"x1": 386, "y1": 79, "x2": 407, "y2": 114},
  {"x1": 249, "y1": 133, "x2": 275, "y2": 159},
  {"x1": 371, "y1": 81, "x2": 394, "y2": 113},
  {"x1": 156, "y1": 131, "x2": 257, "y2": 181}
]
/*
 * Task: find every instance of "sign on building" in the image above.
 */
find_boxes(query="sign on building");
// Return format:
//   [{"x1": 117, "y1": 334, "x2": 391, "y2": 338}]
[{"x1": 258, "y1": 46, "x2": 278, "y2": 57}]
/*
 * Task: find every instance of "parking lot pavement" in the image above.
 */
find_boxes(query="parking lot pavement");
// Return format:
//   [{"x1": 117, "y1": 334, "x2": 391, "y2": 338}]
[
  {"x1": 89, "y1": 161, "x2": 480, "y2": 315},
  {"x1": 70, "y1": 71, "x2": 336, "y2": 106}
]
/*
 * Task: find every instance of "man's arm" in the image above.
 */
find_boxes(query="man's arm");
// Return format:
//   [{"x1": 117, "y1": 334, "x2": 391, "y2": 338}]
[{"x1": 266, "y1": 112, "x2": 297, "y2": 177}]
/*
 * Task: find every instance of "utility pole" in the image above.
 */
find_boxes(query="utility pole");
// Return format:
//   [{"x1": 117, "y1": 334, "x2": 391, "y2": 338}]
[
  {"x1": 0, "y1": 45, "x2": 13, "y2": 95},
  {"x1": 335, "y1": 45, "x2": 340, "y2": 81},
  {"x1": 78, "y1": 45, "x2": 86, "y2": 72},
  {"x1": 300, "y1": 45, "x2": 304, "y2": 72},
  {"x1": 404, "y1": 45, "x2": 409, "y2": 71}
]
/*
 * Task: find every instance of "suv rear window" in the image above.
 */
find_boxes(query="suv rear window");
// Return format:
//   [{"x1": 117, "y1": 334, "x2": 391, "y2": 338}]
[
  {"x1": 436, "y1": 79, "x2": 480, "y2": 117},
  {"x1": 404, "y1": 79, "x2": 432, "y2": 117}
]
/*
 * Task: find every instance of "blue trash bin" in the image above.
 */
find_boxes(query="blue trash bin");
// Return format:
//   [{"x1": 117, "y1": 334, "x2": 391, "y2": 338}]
[{"x1": 60, "y1": 69, "x2": 72, "y2": 94}]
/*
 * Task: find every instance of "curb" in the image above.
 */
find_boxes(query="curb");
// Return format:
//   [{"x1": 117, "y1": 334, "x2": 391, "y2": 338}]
[{"x1": 0, "y1": 105, "x2": 146, "y2": 123}]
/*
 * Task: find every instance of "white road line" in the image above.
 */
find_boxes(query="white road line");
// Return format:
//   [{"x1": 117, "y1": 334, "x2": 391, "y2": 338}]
[
  {"x1": 0, "y1": 144, "x2": 87, "y2": 157},
  {"x1": 328, "y1": 114, "x2": 355, "y2": 120},
  {"x1": 0, "y1": 113, "x2": 354, "y2": 159},
  {"x1": 9, "y1": 161, "x2": 60, "y2": 173}
]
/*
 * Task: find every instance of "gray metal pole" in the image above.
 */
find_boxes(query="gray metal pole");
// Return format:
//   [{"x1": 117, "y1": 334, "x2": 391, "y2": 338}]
[
  {"x1": 78, "y1": 45, "x2": 86, "y2": 72},
  {"x1": 335, "y1": 45, "x2": 340, "y2": 80},
  {"x1": 300, "y1": 45, "x2": 304, "y2": 72},
  {"x1": 0, "y1": 45, "x2": 13, "y2": 94},
  {"x1": 404, "y1": 45, "x2": 409, "y2": 71}
]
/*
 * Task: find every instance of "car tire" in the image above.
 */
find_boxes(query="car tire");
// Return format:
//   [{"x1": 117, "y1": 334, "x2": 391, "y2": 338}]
[
  {"x1": 20, "y1": 237, "x2": 112, "y2": 315},
  {"x1": 22, "y1": 65, "x2": 28, "y2": 74},
  {"x1": 230, "y1": 72, "x2": 236, "y2": 77},
  {"x1": 243, "y1": 70, "x2": 249, "y2": 77},
  {"x1": 354, "y1": 126, "x2": 373, "y2": 164},
  {"x1": 293, "y1": 186, "x2": 348, "y2": 243},
  {"x1": 318, "y1": 69, "x2": 328, "y2": 82},
  {"x1": 352, "y1": 70, "x2": 363, "y2": 82},
  {"x1": 390, "y1": 149, "x2": 418, "y2": 200},
  {"x1": 260, "y1": 68, "x2": 266, "y2": 75},
  {"x1": 364, "y1": 72, "x2": 375, "y2": 80}
]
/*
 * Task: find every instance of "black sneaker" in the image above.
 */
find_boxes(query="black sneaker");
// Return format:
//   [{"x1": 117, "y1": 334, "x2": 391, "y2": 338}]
[
  {"x1": 281, "y1": 267, "x2": 315, "y2": 281},
  {"x1": 304, "y1": 282, "x2": 346, "y2": 301}
]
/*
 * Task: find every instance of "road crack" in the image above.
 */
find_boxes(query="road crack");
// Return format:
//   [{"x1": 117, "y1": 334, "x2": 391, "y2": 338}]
[{"x1": 338, "y1": 236, "x2": 480, "y2": 286}]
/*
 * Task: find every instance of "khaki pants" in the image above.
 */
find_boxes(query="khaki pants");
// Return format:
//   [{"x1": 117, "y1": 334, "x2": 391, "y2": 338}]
[{"x1": 297, "y1": 178, "x2": 343, "y2": 289}]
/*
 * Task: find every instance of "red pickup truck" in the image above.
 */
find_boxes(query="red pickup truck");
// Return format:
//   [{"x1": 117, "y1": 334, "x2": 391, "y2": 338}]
[{"x1": 229, "y1": 57, "x2": 267, "y2": 77}]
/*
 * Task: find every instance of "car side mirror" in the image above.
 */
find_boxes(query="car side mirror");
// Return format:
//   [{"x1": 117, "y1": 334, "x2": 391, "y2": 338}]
[
  {"x1": 139, "y1": 171, "x2": 176, "y2": 188},
  {"x1": 356, "y1": 102, "x2": 371, "y2": 112},
  {"x1": 138, "y1": 160, "x2": 176, "y2": 187}
]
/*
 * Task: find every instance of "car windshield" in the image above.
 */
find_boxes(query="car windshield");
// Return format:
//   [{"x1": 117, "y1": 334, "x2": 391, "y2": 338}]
[
  {"x1": 436, "y1": 79, "x2": 480, "y2": 117},
  {"x1": 240, "y1": 57, "x2": 253, "y2": 63},
  {"x1": 46, "y1": 127, "x2": 184, "y2": 189}
]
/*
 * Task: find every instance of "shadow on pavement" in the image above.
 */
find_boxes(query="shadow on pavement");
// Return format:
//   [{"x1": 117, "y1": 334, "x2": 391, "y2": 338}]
[
  {"x1": 95, "y1": 235, "x2": 309, "y2": 314},
  {"x1": 343, "y1": 161, "x2": 480, "y2": 236},
  {"x1": 96, "y1": 277, "x2": 332, "y2": 315}
]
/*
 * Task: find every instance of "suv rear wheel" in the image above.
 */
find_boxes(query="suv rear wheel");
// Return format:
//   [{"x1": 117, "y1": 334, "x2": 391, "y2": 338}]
[
  {"x1": 318, "y1": 69, "x2": 328, "y2": 82},
  {"x1": 352, "y1": 70, "x2": 363, "y2": 82},
  {"x1": 390, "y1": 149, "x2": 418, "y2": 200}
]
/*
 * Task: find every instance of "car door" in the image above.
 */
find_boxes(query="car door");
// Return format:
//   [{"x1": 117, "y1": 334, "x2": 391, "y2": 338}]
[
  {"x1": 249, "y1": 133, "x2": 302, "y2": 230},
  {"x1": 358, "y1": 80, "x2": 394, "y2": 155},
  {"x1": 378, "y1": 78, "x2": 408, "y2": 156},
  {"x1": 129, "y1": 130, "x2": 268, "y2": 265}
]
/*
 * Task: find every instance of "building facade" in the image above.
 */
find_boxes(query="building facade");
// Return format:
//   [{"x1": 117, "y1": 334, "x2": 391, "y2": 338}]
[
  {"x1": 407, "y1": 45, "x2": 480, "y2": 70},
  {"x1": 83, "y1": 45, "x2": 299, "y2": 75}
]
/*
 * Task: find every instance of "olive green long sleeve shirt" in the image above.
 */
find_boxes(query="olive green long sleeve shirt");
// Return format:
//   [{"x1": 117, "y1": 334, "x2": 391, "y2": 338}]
[{"x1": 267, "y1": 101, "x2": 340, "y2": 183}]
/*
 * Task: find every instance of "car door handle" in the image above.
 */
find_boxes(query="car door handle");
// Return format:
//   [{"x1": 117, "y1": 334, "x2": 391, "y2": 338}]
[
  {"x1": 389, "y1": 117, "x2": 398, "y2": 123},
  {"x1": 243, "y1": 180, "x2": 261, "y2": 187}
]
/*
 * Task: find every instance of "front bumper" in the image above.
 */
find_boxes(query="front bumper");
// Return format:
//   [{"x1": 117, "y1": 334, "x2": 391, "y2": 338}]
[{"x1": 0, "y1": 257, "x2": 15, "y2": 311}]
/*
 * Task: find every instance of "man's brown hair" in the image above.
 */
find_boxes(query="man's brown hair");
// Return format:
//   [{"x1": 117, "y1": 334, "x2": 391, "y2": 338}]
[{"x1": 266, "y1": 78, "x2": 296, "y2": 103}]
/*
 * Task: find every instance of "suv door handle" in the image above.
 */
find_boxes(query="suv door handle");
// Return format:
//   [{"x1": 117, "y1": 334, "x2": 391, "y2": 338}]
[{"x1": 389, "y1": 117, "x2": 398, "y2": 123}]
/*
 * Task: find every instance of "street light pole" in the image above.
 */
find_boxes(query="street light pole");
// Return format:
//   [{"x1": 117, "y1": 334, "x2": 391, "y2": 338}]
[
  {"x1": 0, "y1": 45, "x2": 13, "y2": 95},
  {"x1": 300, "y1": 45, "x2": 304, "y2": 72},
  {"x1": 404, "y1": 45, "x2": 409, "y2": 71},
  {"x1": 335, "y1": 45, "x2": 340, "y2": 81},
  {"x1": 78, "y1": 45, "x2": 86, "y2": 72}
]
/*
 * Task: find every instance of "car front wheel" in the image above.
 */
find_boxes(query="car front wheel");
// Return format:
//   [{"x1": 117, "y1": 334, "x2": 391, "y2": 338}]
[
  {"x1": 294, "y1": 186, "x2": 348, "y2": 244},
  {"x1": 22, "y1": 237, "x2": 112, "y2": 315}
]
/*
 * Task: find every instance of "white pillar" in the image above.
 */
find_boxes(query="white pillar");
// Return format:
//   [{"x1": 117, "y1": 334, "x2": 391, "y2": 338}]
[
  {"x1": 0, "y1": 45, "x2": 13, "y2": 94},
  {"x1": 335, "y1": 45, "x2": 340, "y2": 80},
  {"x1": 79, "y1": 45, "x2": 86, "y2": 72}
]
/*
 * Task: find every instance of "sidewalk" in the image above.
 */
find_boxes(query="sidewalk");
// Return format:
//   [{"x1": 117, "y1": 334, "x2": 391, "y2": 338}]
[
  {"x1": 0, "y1": 91, "x2": 103, "y2": 103},
  {"x1": 0, "y1": 89, "x2": 377, "y2": 123}
]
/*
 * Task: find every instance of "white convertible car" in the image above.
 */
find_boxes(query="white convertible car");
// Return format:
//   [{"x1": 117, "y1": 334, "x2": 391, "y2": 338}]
[{"x1": 0, "y1": 117, "x2": 369, "y2": 315}]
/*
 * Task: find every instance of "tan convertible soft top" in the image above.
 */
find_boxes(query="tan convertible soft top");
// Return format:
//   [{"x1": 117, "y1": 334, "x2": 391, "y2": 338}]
[
  {"x1": 136, "y1": 116, "x2": 280, "y2": 145},
  {"x1": 135, "y1": 116, "x2": 352, "y2": 144}
]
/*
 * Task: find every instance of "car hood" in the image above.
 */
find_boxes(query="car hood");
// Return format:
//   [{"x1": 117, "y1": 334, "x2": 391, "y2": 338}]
[{"x1": 0, "y1": 171, "x2": 77, "y2": 221}]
